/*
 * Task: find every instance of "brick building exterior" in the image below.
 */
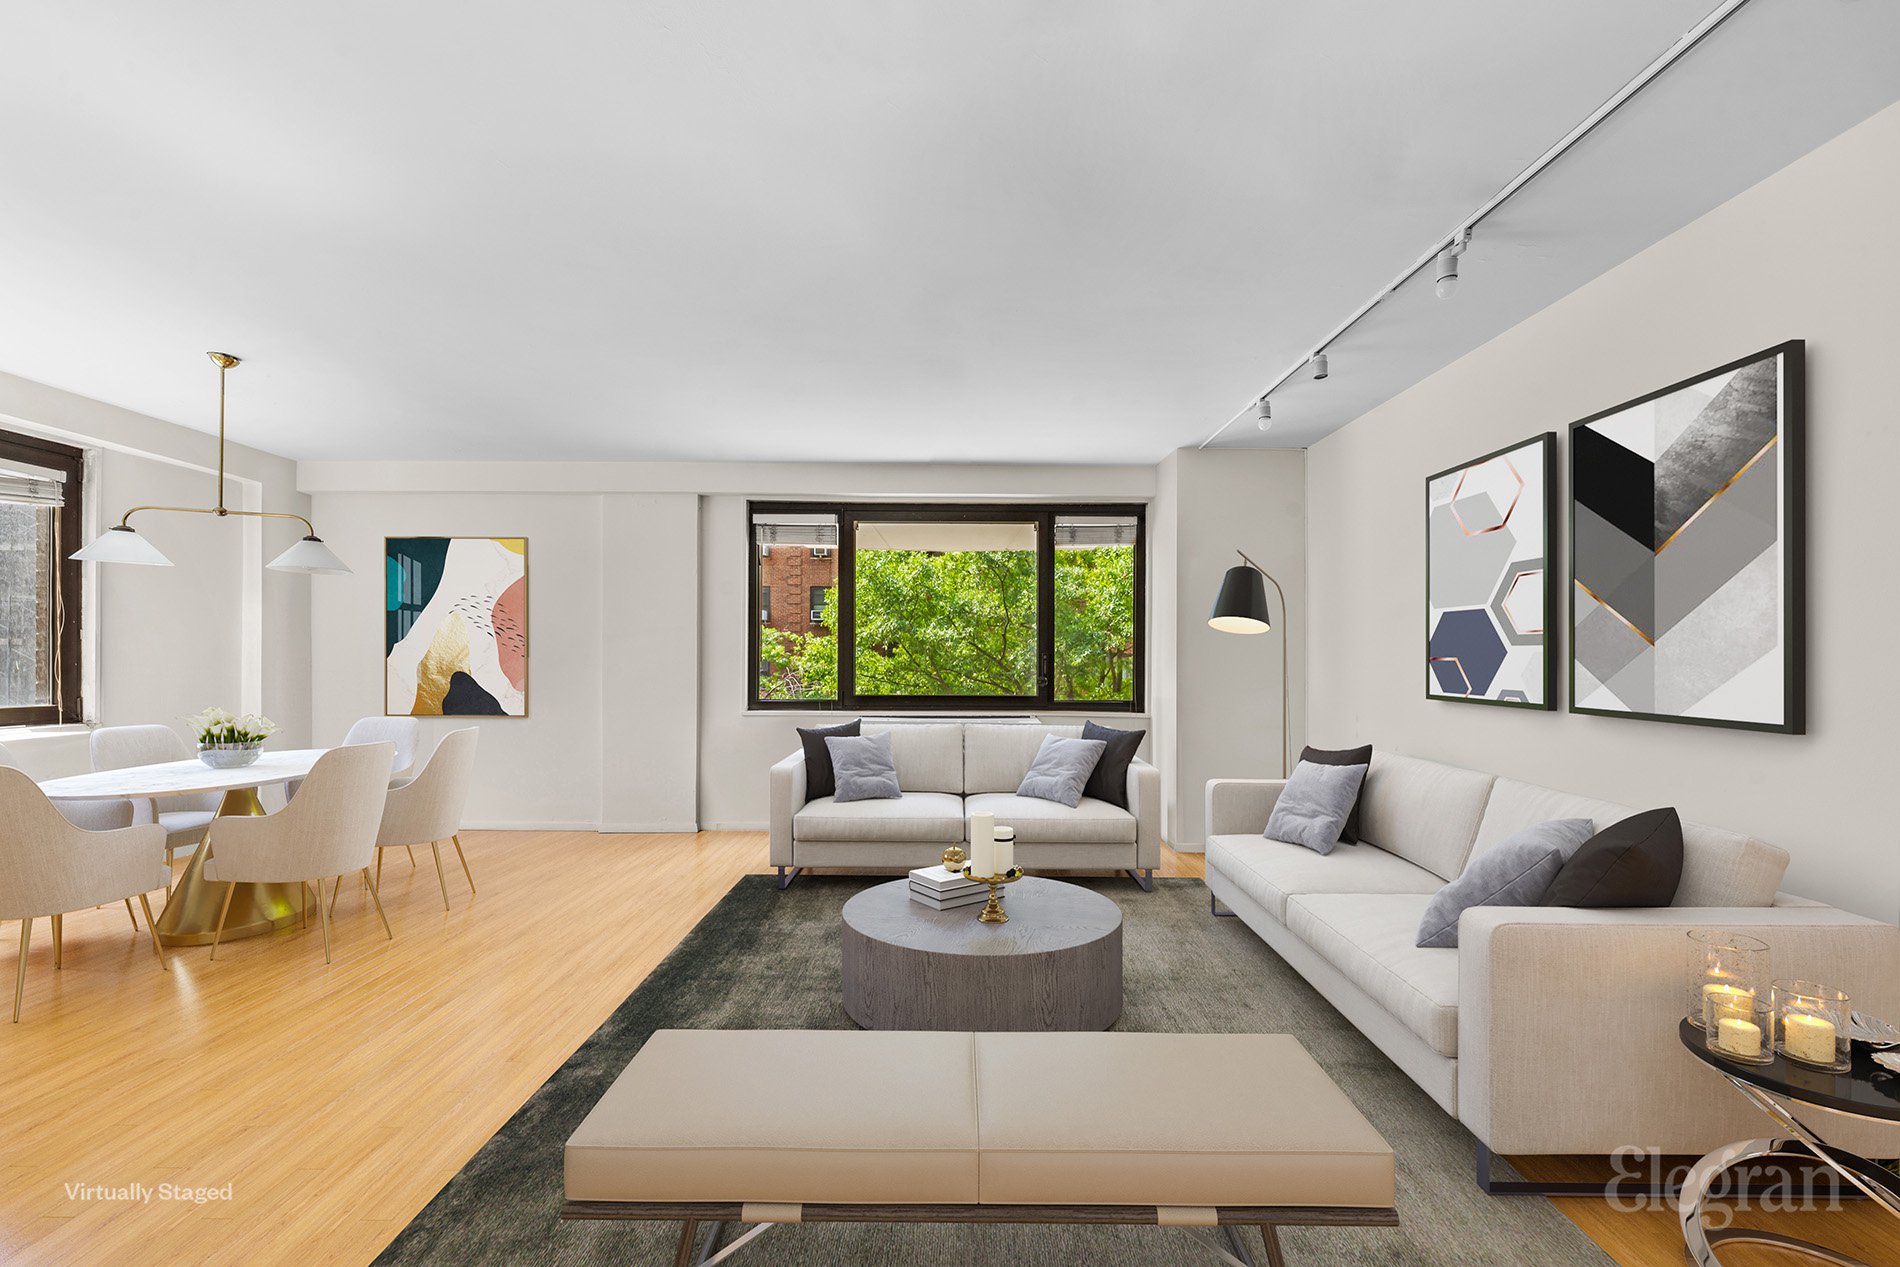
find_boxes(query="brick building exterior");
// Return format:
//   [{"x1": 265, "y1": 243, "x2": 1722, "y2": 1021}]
[{"x1": 758, "y1": 545, "x2": 837, "y2": 637}]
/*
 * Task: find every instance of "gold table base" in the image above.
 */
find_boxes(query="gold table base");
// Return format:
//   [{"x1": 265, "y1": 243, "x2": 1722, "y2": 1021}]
[{"x1": 155, "y1": 787, "x2": 305, "y2": 947}]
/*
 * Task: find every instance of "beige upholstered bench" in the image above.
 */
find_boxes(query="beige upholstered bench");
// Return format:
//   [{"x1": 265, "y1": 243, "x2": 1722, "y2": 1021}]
[{"x1": 564, "y1": 1029, "x2": 1397, "y2": 1265}]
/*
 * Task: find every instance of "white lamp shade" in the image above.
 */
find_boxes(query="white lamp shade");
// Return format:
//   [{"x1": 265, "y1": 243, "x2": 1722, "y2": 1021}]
[
  {"x1": 268, "y1": 535, "x2": 352, "y2": 575},
  {"x1": 71, "y1": 525, "x2": 174, "y2": 566}
]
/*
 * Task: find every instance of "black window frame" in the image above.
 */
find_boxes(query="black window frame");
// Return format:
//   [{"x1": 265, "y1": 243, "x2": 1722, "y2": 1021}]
[
  {"x1": 748, "y1": 500, "x2": 1145, "y2": 713},
  {"x1": 0, "y1": 429, "x2": 84, "y2": 728}
]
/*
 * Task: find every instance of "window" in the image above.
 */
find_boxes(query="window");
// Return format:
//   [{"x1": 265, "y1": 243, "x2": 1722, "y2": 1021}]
[
  {"x1": 0, "y1": 430, "x2": 83, "y2": 727},
  {"x1": 750, "y1": 503, "x2": 1142, "y2": 711}
]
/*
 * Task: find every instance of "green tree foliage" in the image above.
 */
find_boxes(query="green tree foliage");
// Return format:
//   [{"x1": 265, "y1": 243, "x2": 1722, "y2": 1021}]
[{"x1": 758, "y1": 546, "x2": 1134, "y2": 703}]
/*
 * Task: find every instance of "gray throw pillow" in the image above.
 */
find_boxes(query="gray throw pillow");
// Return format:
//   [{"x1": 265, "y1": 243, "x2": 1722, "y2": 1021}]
[
  {"x1": 1414, "y1": 818, "x2": 1595, "y2": 948},
  {"x1": 1016, "y1": 735, "x2": 1108, "y2": 808},
  {"x1": 826, "y1": 732, "x2": 902, "y2": 803},
  {"x1": 1263, "y1": 760, "x2": 1368, "y2": 855}
]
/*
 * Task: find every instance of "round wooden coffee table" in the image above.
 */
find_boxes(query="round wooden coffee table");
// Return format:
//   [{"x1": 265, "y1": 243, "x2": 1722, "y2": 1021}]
[{"x1": 841, "y1": 876, "x2": 1123, "y2": 1031}]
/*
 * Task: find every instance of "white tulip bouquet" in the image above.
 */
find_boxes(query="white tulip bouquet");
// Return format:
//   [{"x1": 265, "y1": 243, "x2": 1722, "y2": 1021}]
[{"x1": 185, "y1": 706, "x2": 279, "y2": 747}]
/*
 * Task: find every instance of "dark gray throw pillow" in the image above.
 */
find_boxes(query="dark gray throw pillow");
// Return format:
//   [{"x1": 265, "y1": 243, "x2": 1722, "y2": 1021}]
[
  {"x1": 1414, "y1": 818, "x2": 1595, "y2": 948},
  {"x1": 1300, "y1": 744, "x2": 1373, "y2": 843},
  {"x1": 797, "y1": 719, "x2": 859, "y2": 803},
  {"x1": 826, "y1": 732, "x2": 902, "y2": 803},
  {"x1": 1017, "y1": 735, "x2": 1108, "y2": 808},
  {"x1": 1542, "y1": 808, "x2": 1684, "y2": 908},
  {"x1": 1081, "y1": 721, "x2": 1144, "y2": 809},
  {"x1": 1263, "y1": 759, "x2": 1368, "y2": 856}
]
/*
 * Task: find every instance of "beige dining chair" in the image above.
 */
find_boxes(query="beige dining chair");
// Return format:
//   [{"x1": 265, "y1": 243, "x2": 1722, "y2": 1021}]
[
  {"x1": 0, "y1": 742, "x2": 145, "y2": 931},
  {"x1": 374, "y1": 727, "x2": 480, "y2": 911},
  {"x1": 0, "y1": 767, "x2": 170, "y2": 1022},
  {"x1": 202, "y1": 743, "x2": 395, "y2": 964},
  {"x1": 285, "y1": 716, "x2": 421, "y2": 803},
  {"x1": 90, "y1": 725, "x2": 221, "y2": 890}
]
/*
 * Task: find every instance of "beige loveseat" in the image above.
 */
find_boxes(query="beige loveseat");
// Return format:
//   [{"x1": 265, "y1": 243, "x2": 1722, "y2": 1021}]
[
  {"x1": 770, "y1": 722, "x2": 1160, "y2": 889},
  {"x1": 1204, "y1": 751, "x2": 1900, "y2": 1170}
]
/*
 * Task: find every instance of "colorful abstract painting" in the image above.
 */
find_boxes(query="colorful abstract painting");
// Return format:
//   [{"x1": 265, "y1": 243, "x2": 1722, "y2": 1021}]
[
  {"x1": 386, "y1": 537, "x2": 527, "y2": 716},
  {"x1": 1426, "y1": 433, "x2": 1555, "y2": 709},
  {"x1": 1569, "y1": 342, "x2": 1804, "y2": 732}
]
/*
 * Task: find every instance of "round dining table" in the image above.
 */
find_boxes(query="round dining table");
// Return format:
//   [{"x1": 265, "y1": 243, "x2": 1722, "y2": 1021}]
[{"x1": 39, "y1": 749, "x2": 327, "y2": 947}]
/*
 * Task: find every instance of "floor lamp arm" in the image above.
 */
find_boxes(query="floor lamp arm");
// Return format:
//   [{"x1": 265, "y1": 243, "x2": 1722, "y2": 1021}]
[{"x1": 1236, "y1": 551, "x2": 1292, "y2": 778}]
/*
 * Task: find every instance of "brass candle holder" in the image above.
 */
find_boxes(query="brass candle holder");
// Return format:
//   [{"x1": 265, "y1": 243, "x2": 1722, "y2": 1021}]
[{"x1": 961, "y1": 866, "x2": 1024, "y2": 923}]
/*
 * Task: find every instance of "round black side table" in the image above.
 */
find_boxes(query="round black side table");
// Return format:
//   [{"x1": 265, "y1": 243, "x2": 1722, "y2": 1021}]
[{"x1": 1677, "y1": 1018, "x2": 1900, "y2": 1265}]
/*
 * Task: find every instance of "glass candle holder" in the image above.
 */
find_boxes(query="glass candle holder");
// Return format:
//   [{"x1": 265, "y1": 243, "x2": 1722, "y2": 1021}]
[
  {"x1": 1685, "y1": 929, "x2": 1769, "y2": 1031},
  {"x1": 1774, "y1": 980, "x2": 1851, "y2": 1073},
  {"x1": 1703, "y1": 991, "x2": 1774, "y2": 1066}
]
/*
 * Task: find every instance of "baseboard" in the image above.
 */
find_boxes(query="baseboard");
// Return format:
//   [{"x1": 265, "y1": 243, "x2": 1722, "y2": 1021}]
[
  {"x1": 462, "y1": 820, "x2": 602, "y2": 832},
  {"x1": 702, "y1": 820, "x2": 769, "y2": 832},
  {"x1": 597, "y1": 823, "x2": 700, "y2": 834}
]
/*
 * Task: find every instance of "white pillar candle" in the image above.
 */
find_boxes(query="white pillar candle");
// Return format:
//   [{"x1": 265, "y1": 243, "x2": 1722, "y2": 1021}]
[
  {"x1": 1716, "y1": 1017, "x2": 1763, "y2": 1059},
  {"x1": 1703, "y1": 983, "x2": 1755, "y2": 1022},
  {"x1": 969, "y1": 812, "x2": 995, "y2": 877},
  {"x1": 1783, "y1": 1013, "x2": 1837, "y2": 1065},
  {"x1": 993, "y1": 828, "x2": 1014, "y2": 875}
]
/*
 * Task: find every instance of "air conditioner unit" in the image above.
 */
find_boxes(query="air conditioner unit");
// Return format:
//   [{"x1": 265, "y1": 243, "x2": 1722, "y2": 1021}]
[
  {"x1": 760, "y1": 609, "x2": 771, "y2": 624},
  {"x1": 811, "y1": 547, "x2": 831, "y2": 559},
  {"x1": 809, "y1": 609, "x2": 826, "y2": 624}
]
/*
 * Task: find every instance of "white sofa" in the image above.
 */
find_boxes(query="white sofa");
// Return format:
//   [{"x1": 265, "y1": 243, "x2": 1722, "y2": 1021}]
[
  {"x1": 1205, "y1": 751, "x2": 1900, "y2": 1169},
  {"x1": 770, "y1": 722, "x2": 1160, "y2": 889}
]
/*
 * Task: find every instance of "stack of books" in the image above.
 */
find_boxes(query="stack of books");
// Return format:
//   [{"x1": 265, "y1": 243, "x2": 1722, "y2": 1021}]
[{"x1": 908, "y1": 865, "x2": 988, "y2": 911}]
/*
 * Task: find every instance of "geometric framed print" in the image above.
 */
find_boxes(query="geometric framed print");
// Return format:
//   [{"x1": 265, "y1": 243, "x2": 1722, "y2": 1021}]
[
  {"x1": 386, "y1": 536, "x2": 528, "y2": 717},
  {"x1": 1568, "y1": 340, "x2": 1805, "y2": 733},
  {"x1": 1426, "y1": 432, "x2": 1557, "y2": 709}
]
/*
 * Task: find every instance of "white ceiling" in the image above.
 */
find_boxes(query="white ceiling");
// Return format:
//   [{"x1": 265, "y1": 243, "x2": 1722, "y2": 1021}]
[{"x1": 0, "y1": 2, "x2": 1895, "y2": 465}]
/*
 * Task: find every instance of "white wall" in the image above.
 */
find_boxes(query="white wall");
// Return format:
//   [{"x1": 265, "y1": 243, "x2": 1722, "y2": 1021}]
[
  {"x1": 1306, "y1": 101, "x2": 1900, "y2": 920},
  {"x1": 303, "y1": 462, "x2": 1180, "y2": 833},
  {"x1": 1151, "y1": 448, "x2": 1307, "y2": 849},
  {"x1": 0, "y1": 370, "x2": 311, "y2": 778}
]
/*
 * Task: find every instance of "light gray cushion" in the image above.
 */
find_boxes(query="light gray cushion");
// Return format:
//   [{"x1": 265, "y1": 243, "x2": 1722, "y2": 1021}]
[
  {"x1": 1356, "y1": 752, "x2": 1497, "y2": 881},
  {"x1": 794, "y1": 792, "x2": 966, "y2": 843},
  {"x1": 863, "y1": 723, "x2": 965, "y2": 794},
  {"x1": 827, "y1": 733, "x2": 903, "y2": 803},
  {"x1": 1286, "y1": 893, "x2": 1462, "y2": 1058},
  {"x1": 963, "y1": 793, "x2": 1137, "y2": 844},
  {"x1": 1414, "y1": 818, "x2": 1594, "y2": 948},
  {"x1": 1015, "y1": 736, "x2": 1107, "y2": 809},
  {"x1": 1205, "y1": 834, "x2": 1445, "y2": 923},
  {"x1": 1263, "y1": 760, "x2": 1368, "y2": 856}
]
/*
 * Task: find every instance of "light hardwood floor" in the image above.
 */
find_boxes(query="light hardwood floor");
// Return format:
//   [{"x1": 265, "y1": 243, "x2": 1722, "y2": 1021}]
[{"x1": 0, "y1": 831, "x2": 1889, "y2": 1265}]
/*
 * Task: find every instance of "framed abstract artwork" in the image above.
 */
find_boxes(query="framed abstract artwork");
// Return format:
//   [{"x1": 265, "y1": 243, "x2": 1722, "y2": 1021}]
[
  {"x1": 386, "y1": 537, "x2": 528, "y2": 716},
  {"x1": 1425, "y1": 432, "x2": 1556, "y2": 709},
  {"x1": 1568, "y1": 340, "x2": 1804, "y2": 733}
]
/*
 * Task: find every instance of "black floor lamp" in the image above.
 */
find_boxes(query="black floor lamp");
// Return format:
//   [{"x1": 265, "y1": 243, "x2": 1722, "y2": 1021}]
[{"x1": 1208, "y1": 550, "x2": 1290, "y2": 778}]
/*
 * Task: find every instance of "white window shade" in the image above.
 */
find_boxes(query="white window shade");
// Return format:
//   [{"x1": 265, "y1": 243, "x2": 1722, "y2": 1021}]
[
  {"x1": 1054, "y1": 515, "x2": 1138, "y2": 547},
  {"x1": 854, "y1": 521, "x2": 1038, "y2": 552},
  {"x1": 0, "y1": 458, "x2": 68, "y2": 508},
  {"x1": 753, "y1": 513, "x2": 839, "y2": 547}
]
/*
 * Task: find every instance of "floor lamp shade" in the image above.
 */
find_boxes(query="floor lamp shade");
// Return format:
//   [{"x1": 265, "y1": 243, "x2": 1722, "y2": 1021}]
[{"x1": 1209, "y1": 564, "x2": 1272, "y2": 634}]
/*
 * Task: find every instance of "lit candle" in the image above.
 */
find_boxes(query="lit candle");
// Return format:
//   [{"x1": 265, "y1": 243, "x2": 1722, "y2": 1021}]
[
  {"x1": 1783, "y1": 1012, "x2": 1837, "y2": 1065},
  {"x1": 1716, "y1": 1017, "x2": 1763, "y2": 1059},
  {"x1": 993, "y1": 826, "x2": 1014, "y2": 875},
  {"x1": 1703, "y1": 982, "x2": 1755, "y2": 1023},
  {"x1": 969, "y1": 812, "x2": 995, "y2": 877}
]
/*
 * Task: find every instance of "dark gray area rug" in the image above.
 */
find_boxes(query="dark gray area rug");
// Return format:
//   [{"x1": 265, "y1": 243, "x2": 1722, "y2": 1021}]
[{"x1": 373, "y1": 875, "x2": 1611, "y2": 1266}]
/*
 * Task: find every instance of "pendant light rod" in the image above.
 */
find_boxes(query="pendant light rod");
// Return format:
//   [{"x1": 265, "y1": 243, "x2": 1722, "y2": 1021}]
[{"x1": 1199, "y1": 0, "x2": 1757, "y2": 449}]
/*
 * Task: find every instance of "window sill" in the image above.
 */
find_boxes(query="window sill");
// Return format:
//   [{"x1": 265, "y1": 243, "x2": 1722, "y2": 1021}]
[{"x1": 0, "y1": 722, "x2": 92, "y2": 740}]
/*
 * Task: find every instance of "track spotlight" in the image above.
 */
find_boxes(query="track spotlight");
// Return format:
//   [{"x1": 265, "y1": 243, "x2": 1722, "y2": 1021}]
[
  {"x1": 1435, "y1": 230, "x2": 1471, "y2": 299},
  {"x1": 1255, "y1": 397, "x2": 1272, "y2": 431},
  {"x1": 1311, "y1": 352, "x2": 1329, "y2": 381},
  {"x1": 1434, "y1": 248, "x2": 1459, "y2": 298}
]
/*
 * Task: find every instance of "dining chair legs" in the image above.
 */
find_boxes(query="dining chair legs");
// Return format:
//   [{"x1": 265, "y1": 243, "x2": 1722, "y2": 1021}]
[
  {"x1": 405, "y1": 844, "x2": 417, "y2": 868},
  {"x1": 136, "y1": 895, "x2": 169, "y2": 972},
  {"x1": 52, "y1": 914, "x2": 62, "y2": 970},
  {"x1": 209, "y1": 882, "x2": 237, "y2": 960},
  {"x1": 13, "y1": 918, "x2": 30, "y2": 1023},
  {"x1": 429, "y1": 842, "x2": 451, "y2": 911},
  {"x1": 315, "y1": 878, "x2": 334, "y2": 964},
  {"x1": 124, "y1": 899, "x2": 139, "y2": 930},
  {"x1": 375, "y1": 848, "x2": 384, "y2": 889},
  {"x1": 362, "y1": 868, "x2": 393, "y2": 941},
  {"x1": 451, "y1": 834, "x2": 476, "y2": 897}
]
